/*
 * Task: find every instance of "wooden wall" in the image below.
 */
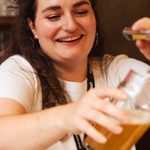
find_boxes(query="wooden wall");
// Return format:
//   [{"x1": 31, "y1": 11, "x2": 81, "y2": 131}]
[{"x1": 96, "y1": 0, "x2": 150, "y2": 64}]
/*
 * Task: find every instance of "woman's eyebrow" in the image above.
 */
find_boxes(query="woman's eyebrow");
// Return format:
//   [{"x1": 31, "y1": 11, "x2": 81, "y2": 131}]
[
  {"x1": 73, "y1": 1, "x2": 90, "y2": 8},
  {"x1": 42, "y1": 1, "x2": 89, "y2": 13},
  {"x1": 42, "y1": 6, "x2": 61, "y2": 13}
]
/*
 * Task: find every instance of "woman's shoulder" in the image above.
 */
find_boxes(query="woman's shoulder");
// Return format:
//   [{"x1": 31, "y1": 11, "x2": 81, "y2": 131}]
[
  {"x1": 108, "y1": 54, "x2": 150, "y2": 75},
  {"x1": 90, "y1": 54, "x2": 128, "y2": 71},
  {"x1": 91, "y1": 53, "x2": 150, "y2": 71},
  {"x1": 0, "y1": 55, "x2": 34, "y2": 73},
  {"x1": 107, "y1": 54, "x2": 150, "y2": 86},
  {"x1": 91, "y1": 54, "x2": 150, "y2": 87},
  {"x1": 0, "y1": 55, "x2": 41, "y2": 112}
]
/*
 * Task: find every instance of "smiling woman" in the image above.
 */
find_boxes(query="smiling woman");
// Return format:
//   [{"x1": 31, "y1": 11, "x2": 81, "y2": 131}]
[
  {"x1": 0, "y1": 0, "x2": 149, "y2": 150},
  {"x1": 28, "y1": 0, "x2": 96, "y2": 66}
]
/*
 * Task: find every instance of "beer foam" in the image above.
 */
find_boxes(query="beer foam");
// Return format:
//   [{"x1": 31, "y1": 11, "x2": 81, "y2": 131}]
[{"x1": 124, "y1": 109, "x2": 150, "y2": 124}]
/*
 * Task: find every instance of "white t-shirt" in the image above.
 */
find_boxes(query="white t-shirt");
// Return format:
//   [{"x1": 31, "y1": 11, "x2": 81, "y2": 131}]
[{"x1": 0, "y1": 54, "x2": 149, "y2": 150}]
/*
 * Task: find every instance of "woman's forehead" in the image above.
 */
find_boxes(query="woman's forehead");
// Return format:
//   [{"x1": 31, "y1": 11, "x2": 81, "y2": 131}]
[
  {"x1": 36, "y1": 0, "x2": 91, "y2": 7},
  {"x1": 35, "y1": 0, "x2": 92, "y2": 13}
]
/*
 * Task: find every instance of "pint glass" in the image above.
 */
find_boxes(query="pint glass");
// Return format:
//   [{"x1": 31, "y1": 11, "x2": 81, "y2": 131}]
[{"x1": 84, "y1": 70, "x2": 150, "y2": 150}]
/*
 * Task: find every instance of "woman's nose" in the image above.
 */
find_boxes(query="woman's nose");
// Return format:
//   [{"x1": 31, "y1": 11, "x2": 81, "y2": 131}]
[{"x1": 62, "y1": 15, "x2": 78, "y2": 32}]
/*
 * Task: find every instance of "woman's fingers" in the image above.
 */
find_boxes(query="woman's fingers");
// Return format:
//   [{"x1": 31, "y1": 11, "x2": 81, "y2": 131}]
[
  {"x1": 78, "y1": 87, "x2": 128, "y2": 122},
  {"x1": 90, "y1": 87, "x2": 127, "y2": 100},
  {"x1": 76, "y1": 87, "x2": 129, "y2": 140},
  {"x1": 79, "y1": 119, "x2": 107, "y2": 143},
  {"x1": 81, "y1": 87, "x2": 129, "y2": 124},
  {"x1": 91, "y1": 99, "x2": 128, "y2": 123},
  {"x1": 131, "y1": 17, "x2": 150, "y2": 60},
  {"x1": 85, "y1": 108, "x2": 123, "y2": 134},
  {"x1": 132, "y1": 17, "x2": 150, "y2": 30},
  {"x1": 62, "y1": 87, "x2": 129, "y2": 140},
  {"x1": 136, "y1": 40, "x2": 150, "y2": 60}
]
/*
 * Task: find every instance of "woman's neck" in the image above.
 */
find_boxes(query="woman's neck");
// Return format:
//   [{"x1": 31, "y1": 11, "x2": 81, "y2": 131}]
[{"x1": 54, "y1": 59, "x2": 88, "y2": 82}]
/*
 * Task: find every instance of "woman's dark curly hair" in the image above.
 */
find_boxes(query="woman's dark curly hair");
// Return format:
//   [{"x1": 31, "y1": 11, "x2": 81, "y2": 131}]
[{"x1": 0, "y1": 0, "x2": 104, "y2": 109}]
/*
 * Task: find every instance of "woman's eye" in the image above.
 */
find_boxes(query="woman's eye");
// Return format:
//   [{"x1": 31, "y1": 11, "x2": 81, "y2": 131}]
[
  {"x1": 47, "y1": 15, "x2": 61, "y2": 21},
  {"x1": 75, "y1": 10, "x2": 88, "y2": 16}
]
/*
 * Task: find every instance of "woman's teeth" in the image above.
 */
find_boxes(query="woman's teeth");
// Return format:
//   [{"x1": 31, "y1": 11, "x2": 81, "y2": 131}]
[{"x1": 57, "y1": 35, "x2": 82, "y2": 42}]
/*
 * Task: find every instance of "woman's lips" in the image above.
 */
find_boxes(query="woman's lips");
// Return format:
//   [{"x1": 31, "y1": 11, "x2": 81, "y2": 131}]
[{"x1": 56, "y1": 35, "x2": 83, "y2": 43}]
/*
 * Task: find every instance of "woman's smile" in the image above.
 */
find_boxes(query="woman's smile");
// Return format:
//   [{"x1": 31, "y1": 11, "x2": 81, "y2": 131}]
[{"x1": 56, "y1": 34, "x2": 84, "y2": 46}]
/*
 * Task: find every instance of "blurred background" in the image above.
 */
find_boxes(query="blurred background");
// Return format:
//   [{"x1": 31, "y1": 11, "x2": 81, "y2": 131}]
[
  {"x1": 97, "y1": 0, "x2": 150, "y2": 64},
  {"x1": 0, "y1": 0, "x2": 17, "y2": 52},
  {"x1": 0, "y1": 0, "x2": 150, "y2": 149}
]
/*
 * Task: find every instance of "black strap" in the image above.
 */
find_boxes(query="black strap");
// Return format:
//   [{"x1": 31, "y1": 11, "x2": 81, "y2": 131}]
[
  {"x1": 73, "y1": 135, "x2": 87, "y2": 150},
  {"x1": 87, "y1": 62, "x2": 95, "y2": 90},
  {"x1": 74, "y1": 63, "x2": 95, "y2": 150}
]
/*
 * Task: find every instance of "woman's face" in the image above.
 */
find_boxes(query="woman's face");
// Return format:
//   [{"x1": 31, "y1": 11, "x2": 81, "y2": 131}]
[{"x1": 29, "y1": 0, "x2": 96, "y2": 64}]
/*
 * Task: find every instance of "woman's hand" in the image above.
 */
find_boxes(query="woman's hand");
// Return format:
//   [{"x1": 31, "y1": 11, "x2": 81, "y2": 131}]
[
  {"x1": 132, "y1": 17, "x2": 150, "y2": 60},
  {"x1": 56, "y1": 87, "x2": 128, "y2": 144}
]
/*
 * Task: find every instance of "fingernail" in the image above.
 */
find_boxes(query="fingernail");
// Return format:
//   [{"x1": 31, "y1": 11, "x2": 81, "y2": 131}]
[
  {"x1": 99, "y1": 137, "x2": 107, "y2": 143},
  {"x1": 115, "y1": 126, "x2": 123, "y2": 134}
]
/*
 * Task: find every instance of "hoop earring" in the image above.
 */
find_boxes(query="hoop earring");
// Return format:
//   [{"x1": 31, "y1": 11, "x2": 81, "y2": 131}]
[{"x1": 94, "y1": 32, "x2": 99, "y2": 48}]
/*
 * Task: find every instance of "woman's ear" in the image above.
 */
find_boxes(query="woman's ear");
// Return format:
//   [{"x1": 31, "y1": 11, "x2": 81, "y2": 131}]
[{"x1": 28, "y1": 18, "x2": 38, "y2": 39}]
